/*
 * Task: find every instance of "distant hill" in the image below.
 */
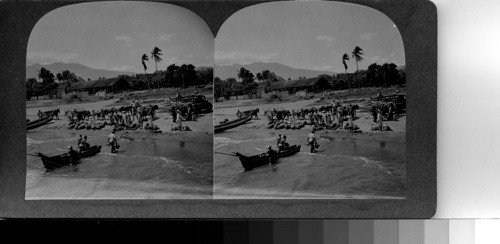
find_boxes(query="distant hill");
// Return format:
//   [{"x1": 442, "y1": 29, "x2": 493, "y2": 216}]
[
  {"x1": 26, "y1": 62, "x2": 136, "y2": 81},
  {"x1": 215, "y1": 62, "x2": 335, "y2": 80}
]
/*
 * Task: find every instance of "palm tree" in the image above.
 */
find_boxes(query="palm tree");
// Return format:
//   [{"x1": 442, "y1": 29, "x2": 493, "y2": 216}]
[
  {"x1": 141, "y1": 54, "x2": 150, "y2": 90},
  {"x1": 150, "y1": 47, "x2": 163, "y2": 73},
  {"x1": 342, "y1": 53, "x2": 351, "y2": 89},
  {"x1": 351, "y1": 46, "x2": 364, "y2": 72},
  {"x1": 342, "y1": 54, "x2": 350, "y2": 74},
  {"x1": 151, "y1": 47, "x2": 163, "y2": 89}
]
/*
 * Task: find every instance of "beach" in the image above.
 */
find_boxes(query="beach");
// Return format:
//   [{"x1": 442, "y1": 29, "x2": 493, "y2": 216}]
[
  {"x1": 26, "y1": 93, "x2": 213, "y2": 199},
  {"x1": 213, "y1": 89, "x2": 406, "y2": 199}
]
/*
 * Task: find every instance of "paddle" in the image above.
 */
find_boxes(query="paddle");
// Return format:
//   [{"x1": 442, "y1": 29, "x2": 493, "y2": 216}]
[
  {"x1": 214, "y1": 151, "x2": 238, "y2": 157},
  {"x1": 27, "y1": 153, "x2": 40, "y2": 157}
]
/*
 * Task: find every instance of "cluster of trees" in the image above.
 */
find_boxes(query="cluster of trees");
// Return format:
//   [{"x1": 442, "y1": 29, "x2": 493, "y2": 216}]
[
  {"x1": 122, "y1": 64, "x2": 213, "y2": 90},
  {"x1": 339, "y1": 46, "x2": 406, "y2": 88},
  {"x1": 136, "y1": 46, "x2": 212, "y2": 89},
  {"x1": 334, "y1": 63, "x2": 406, "y2": 89},
  {"x1": 214, "y1": 68, "x2": 284, "y2": 100},
  {"x1": 26, "y1": 64, "x2": 213, "y2": 100},
  {"x1": 26, "y1": 68, "x2": 85, "y2": 100},
  {"x1": 214, "y1": 62, "x2": 405, "y2": 100}
]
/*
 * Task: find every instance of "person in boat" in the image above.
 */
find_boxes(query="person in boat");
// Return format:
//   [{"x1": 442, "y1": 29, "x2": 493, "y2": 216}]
[
  {"x1": 282, "y1": 135, "x2": 289, "y2": 149},
  {"x1": 278, "y1": 136, "x2": 289, "y2": 151},
  {"x1": 307, "y1": 129, "x2": 318, "y2": 153},
  {"x1": 236, "y1": 110, "x2": 242, "y2": 118},
  {"x1": 81, "y1": 136, "x2": 90, "y2": 151},
  {"x1": 77, "y1": 135, "x2": 83, "y2": 149},
  {"x1": 266, "y1": 146, "x2": 276, "y2": 164},
  {"x1": 277, "y1": 134, "x2": 282, "y2": 147}
]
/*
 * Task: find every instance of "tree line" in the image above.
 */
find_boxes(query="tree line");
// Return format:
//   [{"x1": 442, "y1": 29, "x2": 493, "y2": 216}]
[
  {"x1": 214, "y1": 46, "x2": 405, "y2": 100},
  {"x1": 214, "y1": 63, "x2": 405, "y2": 100},
  {"x1": 26, "y1": 46, "x2": 213, "y2": 100},
  {"x1": 214, "y1": 68, "x2": 285, "y2": 100}
]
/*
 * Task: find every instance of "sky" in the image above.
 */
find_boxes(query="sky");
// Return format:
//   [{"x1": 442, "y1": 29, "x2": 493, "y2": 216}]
[
  {"x1": 27, "y1": 1, "x2": 214, "y2": 73},
  {"x1": 215, "y1": 1, "x2": 405, "y2": 73}
]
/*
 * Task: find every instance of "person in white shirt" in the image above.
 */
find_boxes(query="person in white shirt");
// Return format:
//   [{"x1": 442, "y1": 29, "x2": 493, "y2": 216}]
[
  {"x1": 108, "y1": 129, "x2": 118, "y2": 153},
  {"x1": 307, "y1": 129, "x2": 318, "y2": 153}
]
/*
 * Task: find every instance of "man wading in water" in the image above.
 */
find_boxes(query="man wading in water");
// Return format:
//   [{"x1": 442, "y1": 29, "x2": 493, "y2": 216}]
[
  {"x1": 266, "y1": 146, "x2": 276, "y2": 164},
  {"x1": 108, "y1": 129, "x2": 119, "y2": 153},
  {"x1": 307, "y1": 129, "x2": 319, "y2": 153},
  {"x1": 68, "y1": 146, "x2": 78, "y2": 164}
]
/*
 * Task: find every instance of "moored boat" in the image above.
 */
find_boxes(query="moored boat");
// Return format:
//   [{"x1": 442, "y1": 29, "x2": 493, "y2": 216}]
[
  {"x1": 27, "y1": 116, "x2": 53, "y2": 130},
  {"x1": 38, "y1": 145, "x2": 102, "y2": 171},
  {"x1": 214, "y1": 115, "x2": 252, "y2": 133},
  {"x1": 236, "y1": 145, "x2": 301, "y2": 171}
]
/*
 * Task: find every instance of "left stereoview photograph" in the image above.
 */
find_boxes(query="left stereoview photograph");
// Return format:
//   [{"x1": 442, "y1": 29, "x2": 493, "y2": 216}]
[{"x1": 25, "y1": 1, "x2": 214, "y2": 199}]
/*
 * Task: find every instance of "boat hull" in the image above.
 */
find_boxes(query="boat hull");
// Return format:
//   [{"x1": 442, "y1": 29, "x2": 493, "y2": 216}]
[
  {"x1": 237, "y1": 145, "x2": 301, "y2": 171},
  {"x1": 214, "y1": 115, "x2": 252, "y2": 133},
  {"x1": 27, "y1": 116, "x2": 53, "y2": 130},
  {"x1": 39, "y1": 145, "x2": 101, "y2": 171}
]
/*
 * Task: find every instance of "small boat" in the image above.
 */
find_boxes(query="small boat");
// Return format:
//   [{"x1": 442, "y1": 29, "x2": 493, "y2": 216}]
[
  {"x1": 214, "y1": 115, "x2": 252, "y2": 133},
  {"x1": 236, "y1": 145, "x2": 301, "y2": 171},
  {"x1": 38, "y1": 145, "x2": 101, "y2": 171},
  {"x1": 27, "y1": 116, "x2": 53, "y2": 130}
]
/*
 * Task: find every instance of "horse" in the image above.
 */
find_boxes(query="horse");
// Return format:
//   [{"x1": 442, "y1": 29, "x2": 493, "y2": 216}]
[
  {"x1": 242, "y1": 108, "x2": 260, "y2": 119},
  {"x1": 41, "y1": 108, "x2": 60, "y2": 120}
]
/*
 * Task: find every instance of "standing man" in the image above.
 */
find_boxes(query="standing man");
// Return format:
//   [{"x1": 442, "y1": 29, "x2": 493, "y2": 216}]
[
  {"x1": 108, "y1": 129, "x2": 118, "y2": 153},
  {"x1": 266, "y1": 146, "x2": 276, "y2": 164},
  {"x1": 307, "y1": 129, "x2": 318, "y2": 153}
]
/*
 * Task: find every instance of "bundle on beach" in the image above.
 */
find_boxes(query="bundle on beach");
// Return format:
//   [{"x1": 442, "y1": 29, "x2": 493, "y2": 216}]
[{"x1": 171, "y1": 125, "x2": 191, "y2": 131}]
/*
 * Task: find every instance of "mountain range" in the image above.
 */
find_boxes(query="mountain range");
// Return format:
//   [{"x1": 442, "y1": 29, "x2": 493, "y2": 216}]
[
  {"x1": 26, "y1": 62, "x2": 136, "y2": 81},
  {"x1": 214, "y1": 62, "x2": 335, "y2": 81},
  {"x1": 26, "y1": 62, "x2": 334, "y2": 82}
]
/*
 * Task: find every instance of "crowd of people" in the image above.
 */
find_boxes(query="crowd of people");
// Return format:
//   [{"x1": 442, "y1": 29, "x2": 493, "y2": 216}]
[
  {"x1": 64, "y1": 101, "x2": 160, "y2": 132},
  {"x1": 262, "y1": 100, "x2": 360, "y2": 131},
  {"x1": 246, "y1": 97, "x2": 404, "y2": 132}
]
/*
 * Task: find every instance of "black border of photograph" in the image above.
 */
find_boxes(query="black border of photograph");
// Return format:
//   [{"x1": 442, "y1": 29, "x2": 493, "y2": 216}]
[{"x1": 0, "y1": 0, "x2": 436, "y2": 218}]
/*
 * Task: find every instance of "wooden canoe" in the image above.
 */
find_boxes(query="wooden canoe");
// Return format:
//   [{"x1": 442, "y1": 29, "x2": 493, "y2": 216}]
[
  {"x1": 214, "y1": 115, "x2": 252, "y2": 133},
  {"x1": 38, "y1": 145, "x2": 101, "y2": 171},
  {"x1": 236, "y1": 145, "x2": 301, "y2": 171},
  {"x1": 27, "y1": 116, "x2": 53, "y2": 130}
]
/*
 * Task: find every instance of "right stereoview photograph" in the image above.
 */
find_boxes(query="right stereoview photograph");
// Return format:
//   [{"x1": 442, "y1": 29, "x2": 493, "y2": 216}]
[{"x1": 213, "y1": 1, "x2": 406, "y2": 199}]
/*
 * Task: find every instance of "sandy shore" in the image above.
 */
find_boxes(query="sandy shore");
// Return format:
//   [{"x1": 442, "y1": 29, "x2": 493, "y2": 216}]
[
  {"x1": 27, "y1": 97, "x2": 213, "y2": 142},
  {"x1": 215, "y1": 97, "x2": 405, "y2": 143}
]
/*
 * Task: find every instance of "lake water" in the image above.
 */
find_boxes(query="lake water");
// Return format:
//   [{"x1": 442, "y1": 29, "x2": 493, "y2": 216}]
[
  {"x1": 26, "y1": 130, "x2": 213, "y2": 199},
  {"x1": 214, "y1": 132, "x2": 405, "y2": 199}
]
